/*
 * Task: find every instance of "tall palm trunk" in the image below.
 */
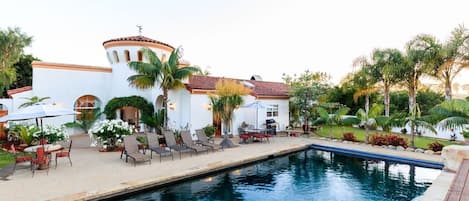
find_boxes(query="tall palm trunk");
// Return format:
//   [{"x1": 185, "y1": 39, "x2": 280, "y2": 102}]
[
  {"x1": 444, "y1": 74, "x2": 452, "y2": 100},
  {"x1": 365, "y1": 94, "x2": 370, "y2": 144},
  {"x1": 383, "y1": 84, "x2": 390, "y2": 117},
  {"x1": 163, "y1": 88, "x2": 168, "y2": 129},
  {"x1": 410, "y1": 121, "x2": 415, "y2": 148}
]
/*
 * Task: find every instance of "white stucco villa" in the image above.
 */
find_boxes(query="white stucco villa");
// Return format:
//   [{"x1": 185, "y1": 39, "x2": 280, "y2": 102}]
[{"x1": 0, "y1": 35, "x2": 290, "y2": 136}]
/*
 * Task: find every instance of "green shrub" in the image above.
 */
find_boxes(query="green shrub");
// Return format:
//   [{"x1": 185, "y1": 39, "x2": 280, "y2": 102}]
[
  {"x1": 370, "y1": 134, "x2": 408, "y2": 148},
  {"x1": 203, "y1": 125, "x2": 215, "y2": 138}
]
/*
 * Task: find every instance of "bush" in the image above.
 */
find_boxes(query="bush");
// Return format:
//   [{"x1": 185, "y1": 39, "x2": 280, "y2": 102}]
[
  {"x1": 203, "y1": 125, "x2": 215, "y2": 138},
  {"x1": 89, "y1": 119, "x2": 134, "y2": 150},
  {"x1": 370, "y1": 134, "x2": 408, "y2": 148},
  {"x1": 428, "y1": 141, "x2": 444, "y2": 152},
  {"x1": 342, "y1": 132, "x2": 356, "y2": 141}
]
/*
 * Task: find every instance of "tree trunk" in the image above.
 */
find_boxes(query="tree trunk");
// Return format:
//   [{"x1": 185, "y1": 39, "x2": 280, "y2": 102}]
[
  {"x1": 410, "y1": 121, "x2": 415, "y2": 148},
  {"x1": 384, "y1": 84, "x2": 390, "y2": 117},
  {"x1": 408, "y1": 85, "x2": 416, "y2": 114},
  {"x1": 329, "y1": 125, "x2": 333, "y2": 138},
  {"x1": 163, "y1": 88, "x2": 168, "y2": 129},
  {"x1": 365, "y1": 94, "x2": 370, "y2": 144},
  {"x1": 444, "y1": 78, "x2": 452, "y2": 100}
]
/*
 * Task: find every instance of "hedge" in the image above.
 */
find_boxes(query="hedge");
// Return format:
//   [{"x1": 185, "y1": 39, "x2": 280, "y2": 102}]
[{"x1": 104, "y1": 96, "x2": 154, "y2": 119}]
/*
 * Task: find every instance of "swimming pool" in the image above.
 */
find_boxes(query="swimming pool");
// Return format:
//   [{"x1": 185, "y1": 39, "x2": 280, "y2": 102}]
[{"x1": 117, "y1": 149, "x2": 441, "y2": 201}]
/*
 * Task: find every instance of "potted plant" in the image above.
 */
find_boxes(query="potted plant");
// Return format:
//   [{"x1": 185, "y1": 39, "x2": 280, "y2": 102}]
[
  {"x1": 203, "y1": 124, "x2": 215, "y2": 138},
  {"x1": 89, "y1": 119, "x2": 134, "y2": 151}
]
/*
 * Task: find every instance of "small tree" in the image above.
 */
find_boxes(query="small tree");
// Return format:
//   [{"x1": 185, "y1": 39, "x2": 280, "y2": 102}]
[
  {"x1": 396, "y1": 103, "x2": 436, "y2": 148},
  {"x1": 64, "y1": 108, "x2": 101, "y2": 133},
  {"x1": 356, "y1": 104, "x2": 383, "y2": 143},
  {"x1": 283, "y1": 70, "x2": 330, "y2": 133},
  {"x1": 209, "y1": 79, "x2": 250, "y2": 135},
  {"x1": 141, "y1": 109, "x2": 165, "y2": 134}
]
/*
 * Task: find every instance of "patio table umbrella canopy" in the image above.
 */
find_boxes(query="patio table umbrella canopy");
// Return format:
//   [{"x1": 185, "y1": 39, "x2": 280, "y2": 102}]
[
  {"x1": 242, "y1": 101, "x2": 269, "y2": 129},
  {"x1": 0, "y1": 104, "x2": 79, "y2": 145}
]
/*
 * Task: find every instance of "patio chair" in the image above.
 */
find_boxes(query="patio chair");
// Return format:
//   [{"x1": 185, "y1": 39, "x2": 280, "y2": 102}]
[
  {"x1": 146, "y1": 133, "x2": 173, "y2": 162},
  {"x1": 55, "y1": 140, "x2": 72, "y2": 168},
  {"x1": 195, "y1": 129, "x2": 223, "y2": 151},
  {"x1": 123, "y1": 135, "x2": 151, "y2": 167},
  {"x1": 180, "y1": 131, "x2": 210, "y2": 155},
  {"x1": 163, "y1": 130, "x2": 192, "y2": 159},
  {"x1": 252, "y1": 132, "x2": 267, "y2": 143},
  {"x1": 10, "y1": 144, "x2": 33, "y2": 173},
  {"x1": 31, "y1": 147, "x2": 50, "y2": 177}
]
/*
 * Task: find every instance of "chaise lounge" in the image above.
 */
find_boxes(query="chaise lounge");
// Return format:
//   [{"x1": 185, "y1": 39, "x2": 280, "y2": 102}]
[
  {"x1": 163, "y1": 130, "x2": 193, "y2": 159},
  {"x1": 123, "y1": 135, "x2": 151, "y2": 166},
  {"x1": 146, "y1": 133, "x2": 173, "y2": 162},
  {"x1": 180, "y1": 131, "x2": 210, "y2": 155},
  {"x1": 195, "y1": 129, "x2": 223, "y2": 151}
]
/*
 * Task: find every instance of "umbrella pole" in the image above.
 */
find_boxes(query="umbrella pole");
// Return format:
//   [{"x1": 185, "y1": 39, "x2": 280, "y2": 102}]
[
  {"x1": 256, "y1": 108, "x2": 258, "y2": 129},
  {"x1": 40, "y1": 118, "x2": 45, "y2": 149}
]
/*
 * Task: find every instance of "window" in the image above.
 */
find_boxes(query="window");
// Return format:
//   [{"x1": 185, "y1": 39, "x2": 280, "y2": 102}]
[
  {"x1": 113, "y1": 50, "x2": 119, "y2": 63},
  {"x1": 124, "y1": 50, "x2": 130, "y2": 62},
  {"x1": 106, "y1": 52, "x2": 113, "y2": 64},
  {"x1": 137, "y1": 51, "x2": 143, "y2": 61},
  {"x1": 74, "y1": 95, "x2": 101, "y2": 120},
  {"x1": 266, "y1": 104, "x2": 279, "y2": 118}
]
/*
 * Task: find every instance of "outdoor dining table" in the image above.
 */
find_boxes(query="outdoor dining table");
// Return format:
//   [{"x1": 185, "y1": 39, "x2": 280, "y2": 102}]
[
  {"x1": 24, "y1": 144, "x2": 63, "y2": 170},
  {"x1": 242, "y1": 129, "x2": 268, "y2": 143}
]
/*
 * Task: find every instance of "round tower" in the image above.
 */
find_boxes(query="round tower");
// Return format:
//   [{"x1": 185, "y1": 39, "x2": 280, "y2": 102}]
[{"x1": 102, "y1": 36, "x2": 174, "y2": 98}]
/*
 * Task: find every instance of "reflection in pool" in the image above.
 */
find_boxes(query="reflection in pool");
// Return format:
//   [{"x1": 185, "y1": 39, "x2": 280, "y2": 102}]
[{"x1": 119, "y1": 150, "x2": 440, "y2": 201}]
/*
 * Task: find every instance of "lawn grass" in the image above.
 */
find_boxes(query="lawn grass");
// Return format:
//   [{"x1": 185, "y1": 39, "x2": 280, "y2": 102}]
[
  {"x1": 0, "y1": 150, "x2": 14, "y2": 168},
  {"x1": 315, "y1": 126, "x2": 460, "y2": 149}
]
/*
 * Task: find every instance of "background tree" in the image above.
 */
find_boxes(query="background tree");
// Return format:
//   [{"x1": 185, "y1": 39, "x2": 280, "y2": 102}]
[
  {"x1": 0, "y1": 27, "x2": 32, "y2": 95},
  {"x1": 128, "y1": 47, "x2": 200, "y2": 128},
  {"x1": 403, "y1": 34, "x2": 441, "y2": 113},
  {"x1": 7, "y1": 54, "x2": 38, "y2": 93},
  {"x1": 18, "y1": 96, "x2": 50, "y2": 108},
  {"x1": 370, "y1": 48, "x2": 406, "y2": 116},
  {"x1": 283, "y1": 70, "x2": 330, "y2": 133},
  {"x1": 431, "y1": 25, "x2": 469, "y2": 100}
]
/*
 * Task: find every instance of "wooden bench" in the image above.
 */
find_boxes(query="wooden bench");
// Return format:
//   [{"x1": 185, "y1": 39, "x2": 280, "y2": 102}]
[{"x1": 446, "y1": 159, "x2": 469, "y2": 201}]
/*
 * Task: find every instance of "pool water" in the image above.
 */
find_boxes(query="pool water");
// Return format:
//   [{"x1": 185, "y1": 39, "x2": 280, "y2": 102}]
[{"x1": 118, "y1": 150, "x2": 441, "y2": 201}]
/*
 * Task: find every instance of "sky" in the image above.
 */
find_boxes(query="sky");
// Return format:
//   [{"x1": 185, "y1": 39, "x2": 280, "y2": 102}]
[{"x1": 1, "y1": 0, "x2": 468, "y2": 84}]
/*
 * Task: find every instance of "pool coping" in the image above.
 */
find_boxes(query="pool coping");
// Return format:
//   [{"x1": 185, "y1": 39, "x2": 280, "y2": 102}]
[{"x1": 310, "y1": 144, "x2": 444, "y2": 169}]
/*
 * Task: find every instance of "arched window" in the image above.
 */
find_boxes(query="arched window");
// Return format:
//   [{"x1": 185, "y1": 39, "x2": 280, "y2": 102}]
[
  {"x1": 74, "y1": 95, "x2": 101, "y2": 120},
  {"x1": 113, "y1": 50, "x2": 120, "y2": 63},
  {"x1": 137, "y1": 51, "x2": 143, "y2": 62},
  {"x1": 124, "y1": 50, "x2": 130, "y2": 62},
  {"x1": 106, "y1": 52, "x2": 113, "y2": 64}
]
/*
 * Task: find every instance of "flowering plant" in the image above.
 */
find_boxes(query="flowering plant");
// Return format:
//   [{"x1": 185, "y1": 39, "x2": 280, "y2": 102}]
[
  {"x1": 89, "y1": 119, "x2": 134, "y2": 150},
  {"x1": 33, "y1": 125, "x2": 68, "y2": 144}
]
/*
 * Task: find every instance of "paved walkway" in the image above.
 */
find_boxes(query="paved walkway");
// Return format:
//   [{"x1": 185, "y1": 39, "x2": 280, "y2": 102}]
[{"x1": 0, "y1": 135, "x2": 443, "y2": 201}]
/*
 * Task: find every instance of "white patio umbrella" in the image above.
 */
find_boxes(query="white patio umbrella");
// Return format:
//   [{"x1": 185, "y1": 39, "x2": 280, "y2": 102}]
[
  {"x1": 242, "y1": 101, "x2": 269, "y2": 129},
  {"x1": 0, "y1": 104, "x2": 79, "y2": 146}
]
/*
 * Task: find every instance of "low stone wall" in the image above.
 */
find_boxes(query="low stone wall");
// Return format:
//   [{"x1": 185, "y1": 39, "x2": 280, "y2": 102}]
[{"x1": 442, "y1": 145, "x2": 469, "y2": 172}]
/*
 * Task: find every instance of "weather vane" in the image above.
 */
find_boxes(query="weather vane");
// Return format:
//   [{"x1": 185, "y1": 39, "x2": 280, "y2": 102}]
[{"x1": 136, "y1": 25, "x2": 143, "y2": 36}]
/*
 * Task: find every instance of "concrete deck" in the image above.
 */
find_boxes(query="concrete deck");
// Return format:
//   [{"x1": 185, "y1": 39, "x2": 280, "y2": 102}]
[{"x1": 0, "y1": 135, "x2": 444, "y2": 201}]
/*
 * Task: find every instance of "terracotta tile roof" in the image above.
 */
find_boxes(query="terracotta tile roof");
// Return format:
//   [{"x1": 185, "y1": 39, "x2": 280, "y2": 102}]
[
  {"x1": 7, "y1": 86, "x2": 32, "y2": 96},
  {"x1": 186, "y1": 75, "x2": 289, "y2": 98},
  {"x1": 102, "y1": 35, "x2": 174, "y2": 49}
]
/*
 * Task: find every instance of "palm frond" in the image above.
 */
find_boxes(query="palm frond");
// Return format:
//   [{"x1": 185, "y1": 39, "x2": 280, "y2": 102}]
[
  {"x1": 127, "y1": 74, "x2": 156, "y2": 89},
  {"x1": 437, "y1": 116, "x2": 469, "y2": 130},
  {"x1": 414, "y1": 120, "x2": 437, "y2": 134},
  {"x1": 316, "y1": 107, "x2": 330, "y2": 121}
]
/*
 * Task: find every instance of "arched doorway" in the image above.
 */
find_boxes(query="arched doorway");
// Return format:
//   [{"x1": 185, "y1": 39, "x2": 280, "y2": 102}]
[
  {"x1": 103, "y1": 96, "x2": 154, "y2": 131},
  {"x1": 155, "y1": 95, "x2": 164, "y2": 111},
  {"x1": 74, "y1": 95, "x2": 101, "y2": 120}
]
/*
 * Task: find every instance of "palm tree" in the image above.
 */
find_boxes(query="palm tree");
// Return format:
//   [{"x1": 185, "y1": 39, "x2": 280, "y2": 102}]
[
  {"x1": 404, "y1": 34, "x2": 441, "y2": 113},
  {"x1": 396, "y1": 103, "x2": 436, "y2": 148},
  {"x1": 356, "y1": 104, "x2": 383, "y2": 143},
  {"x1": 432, "y1": 25, "x2": 469, "y2": 100},
  {"x1": 141, "y1": 109, "x2": 165, "y2": 134},
  {"x1": 64, "y1": 108, "x2": 101, "y2": 133},
  {"x1": 370, "y1": 49, "x2": 407, "y2": 116},
  {"x1": 351, "y1": 57, "x2": 378, "y2": 121},
  {"x1": 128, "y1": 47, "x2": 200, "y2": 128},
  {"x1": 431, "y1": 99, "x2": 469, "y2": 130},
  {"x1": 19, "y1": 96, "x2": 50, "y2": 108}
]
